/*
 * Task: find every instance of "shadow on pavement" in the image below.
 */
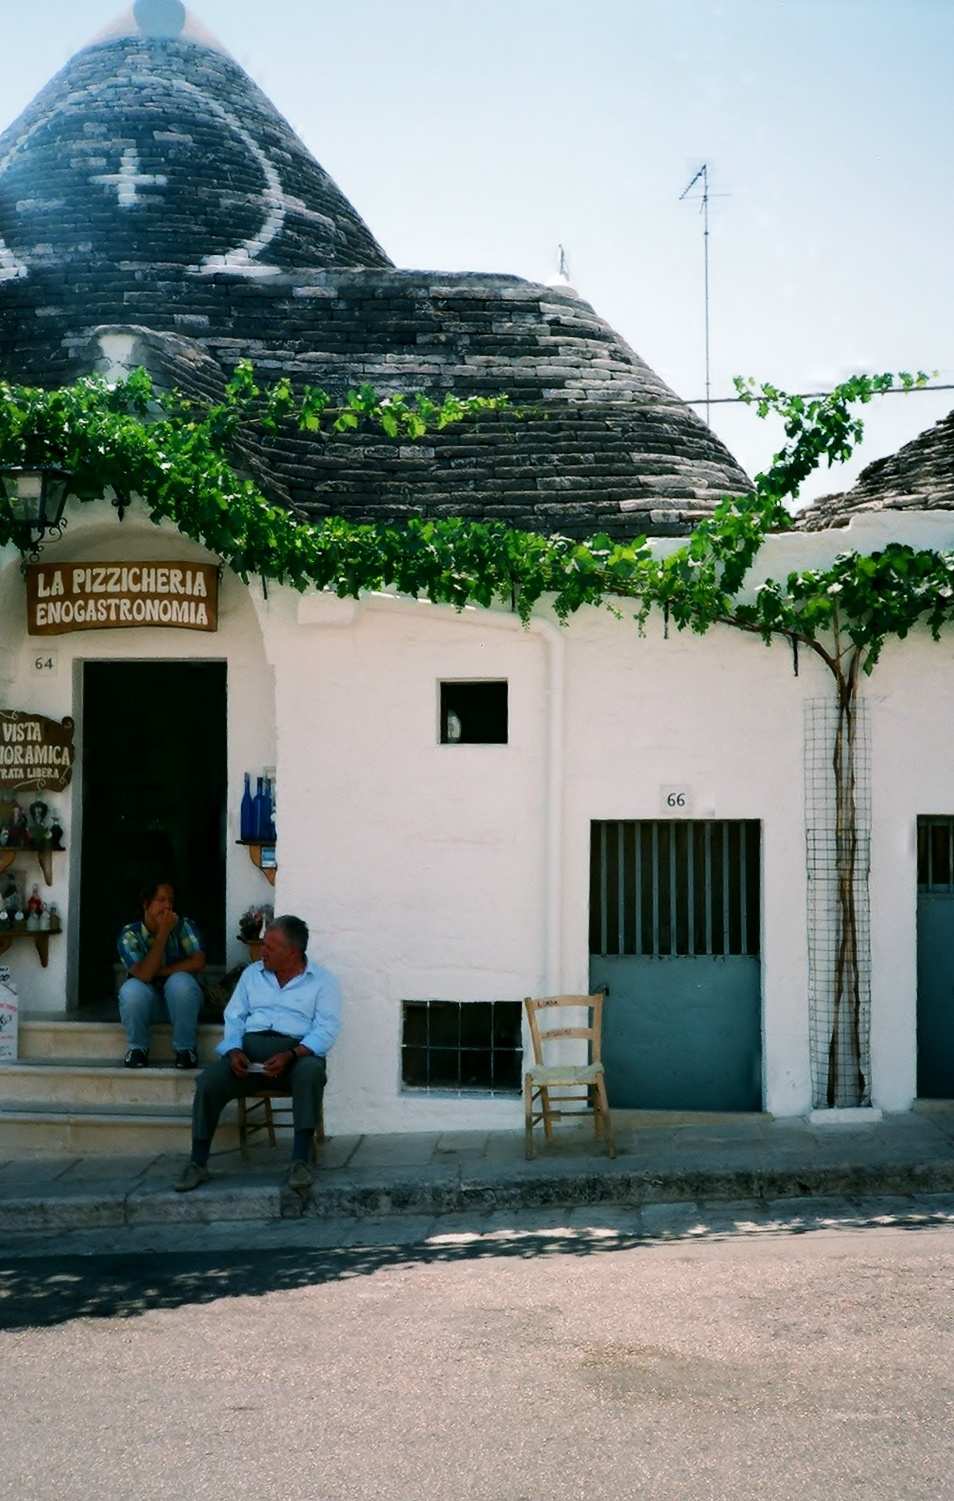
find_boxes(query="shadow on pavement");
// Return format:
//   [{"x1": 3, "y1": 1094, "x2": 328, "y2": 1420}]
[{"x1": 1, "y1": 1206, "x2": 951, "y2": 1331}]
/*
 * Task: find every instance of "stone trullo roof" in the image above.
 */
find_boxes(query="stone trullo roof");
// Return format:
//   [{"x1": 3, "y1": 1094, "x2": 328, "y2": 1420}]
[
  {"x1": 798, "y1": 405, "x2": 954, "y2": 531},
  {"x1": 0, "y1": 0, "x2": 753, "y2": 540}
]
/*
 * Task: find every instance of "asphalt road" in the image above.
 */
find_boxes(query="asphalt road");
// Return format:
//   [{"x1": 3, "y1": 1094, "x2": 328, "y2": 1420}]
[{"x1": 2, "y1": 1207, "x2": 953, "y2": 1501}]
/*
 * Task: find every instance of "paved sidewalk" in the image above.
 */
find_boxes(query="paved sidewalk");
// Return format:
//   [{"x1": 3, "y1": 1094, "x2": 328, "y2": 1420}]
[{"x1": 3, "y1": 1104, "x2": 954, "y2": 1240}]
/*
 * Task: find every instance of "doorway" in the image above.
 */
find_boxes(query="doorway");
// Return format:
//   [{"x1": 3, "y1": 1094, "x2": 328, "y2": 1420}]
[
  {"x1": 78, "y1": 661, "x2": 227, "y2": 1007},
  {"x1": 589, "y1": 819, "x2": 763, "y2": 1111},
  {"x1": 916, "y1": 817, "x2": 954, "y2": 1098}
]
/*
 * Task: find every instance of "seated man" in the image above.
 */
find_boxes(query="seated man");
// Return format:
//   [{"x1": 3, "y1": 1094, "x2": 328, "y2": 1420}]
[
  {"x1": 117, "y1": 880, "x2": 206, "y2": 1069},
  {"x1": 175, "y1": 913, "x2": 339, "y2": 1192}
]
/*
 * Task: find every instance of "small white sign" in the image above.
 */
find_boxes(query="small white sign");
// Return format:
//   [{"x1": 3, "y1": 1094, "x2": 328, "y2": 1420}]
[
  {"x1": 33, "y1": 651, "x2": 58, "y2": 677},
  {"x1": 661, "y1": 784, "x2": 692, "y2": 815}
]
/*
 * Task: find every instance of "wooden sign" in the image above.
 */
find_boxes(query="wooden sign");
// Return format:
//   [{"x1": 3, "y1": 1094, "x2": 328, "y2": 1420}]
[
  {"x1": 25, "y1": 562, "x2": 218, "y2": 635},
  {"x1": 0, "y1": 712, "x2": 74, "y2": 792}
]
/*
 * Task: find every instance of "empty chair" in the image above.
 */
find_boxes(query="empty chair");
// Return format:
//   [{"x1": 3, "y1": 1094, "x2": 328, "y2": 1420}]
[{"x1": 523, "y1": 993, "x2": 616, "y2": 1160}]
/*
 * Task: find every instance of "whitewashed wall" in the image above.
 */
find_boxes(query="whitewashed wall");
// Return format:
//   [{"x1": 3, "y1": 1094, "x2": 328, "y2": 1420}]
[{"x1": 4, "y1": 499, "x2": 954, "y2": 1127}]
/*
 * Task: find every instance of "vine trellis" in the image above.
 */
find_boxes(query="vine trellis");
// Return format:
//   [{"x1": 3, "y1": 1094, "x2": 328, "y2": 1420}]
[{"x1": 0, "y1": 361, "x2": 947, "y2": 1106}]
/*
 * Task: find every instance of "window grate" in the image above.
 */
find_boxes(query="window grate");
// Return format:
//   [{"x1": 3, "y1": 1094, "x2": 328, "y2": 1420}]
[
  {"x1": 589, "y1": 819, "x2": 761, "y2": 957},
  {"x1": 918, "y1": 817, "x2": 954, "y2": 891},
  {"x1": 401, "y1": 1000, "x2": 523, "y2": 1094}
]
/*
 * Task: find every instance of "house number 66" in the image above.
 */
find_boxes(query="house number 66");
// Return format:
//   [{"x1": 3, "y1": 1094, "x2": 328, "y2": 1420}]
[{"x1": 661, "y1": 785, "x2": 691, "y2": 814}]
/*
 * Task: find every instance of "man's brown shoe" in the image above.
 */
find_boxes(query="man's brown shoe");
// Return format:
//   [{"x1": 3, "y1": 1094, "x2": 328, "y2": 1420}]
[
  {"x1": 174, "y1": 1162, "x2": 210, "y2": 1192},
  {"x1": 288, "y1": 1160, "x2": 313, "y2": 1191}
]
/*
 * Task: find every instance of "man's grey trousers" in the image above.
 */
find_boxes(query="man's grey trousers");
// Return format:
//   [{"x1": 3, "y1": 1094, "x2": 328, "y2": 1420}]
[{"x1": 191, "y1": 1030, "x2": 327, "y2": 1141}]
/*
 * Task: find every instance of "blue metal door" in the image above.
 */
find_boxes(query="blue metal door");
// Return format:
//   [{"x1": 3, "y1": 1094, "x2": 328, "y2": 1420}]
[
  {"x1": 589, "y1": 820, "x2": 762, "y2": 1111},
  {"x1": 917, "y1": 818, "x2": 954, "y2": 1098}
]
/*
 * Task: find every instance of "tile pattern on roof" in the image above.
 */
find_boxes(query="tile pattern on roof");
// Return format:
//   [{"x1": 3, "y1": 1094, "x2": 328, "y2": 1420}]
[
  {"x1": 0, "y1": 35, "x2": 390, "y2": 281},
  {"x1": 799, "y1": 407, "x2": 954, "y2": 530}
]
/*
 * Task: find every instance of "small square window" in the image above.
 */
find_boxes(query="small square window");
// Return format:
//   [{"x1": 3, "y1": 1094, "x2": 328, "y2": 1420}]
[
  {"x1": 440, "y1": 681, "x2": 508, "y2": 744},
  {"x1": 401, "y1": 1000, "x2": 523, "y2": 1095}
]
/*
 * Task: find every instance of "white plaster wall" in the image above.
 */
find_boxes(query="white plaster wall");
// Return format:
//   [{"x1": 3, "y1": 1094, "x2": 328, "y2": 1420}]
[
  {"x1": 256, "y1": 584, "x2": 835, "y2": 1132},
  {"x1": 0, "y1": 496, "x2": 276, "y2": 1013},
  {"x1": 256, "y1": 593, "x2": 550, "y2": 1132}
]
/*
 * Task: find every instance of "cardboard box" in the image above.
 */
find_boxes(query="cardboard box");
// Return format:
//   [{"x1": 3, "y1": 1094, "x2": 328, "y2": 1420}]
[{"x1": 0, "y1": 967, "x2": 19, "y2": 1061}]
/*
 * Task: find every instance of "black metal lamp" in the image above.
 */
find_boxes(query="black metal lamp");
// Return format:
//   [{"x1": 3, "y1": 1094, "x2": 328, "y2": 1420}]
[{"x1": 0, "y1": 467, "x2": 72, "y2": 555}]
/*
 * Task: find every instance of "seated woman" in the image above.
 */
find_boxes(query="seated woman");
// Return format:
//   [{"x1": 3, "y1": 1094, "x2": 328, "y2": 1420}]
[{"x1": 117, "y1": 879, "x2": 205, "y2": 1069}]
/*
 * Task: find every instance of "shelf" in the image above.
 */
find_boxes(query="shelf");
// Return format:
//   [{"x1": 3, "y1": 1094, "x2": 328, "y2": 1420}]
[
  {"x1": 236, "y1": 840, "x2": 277, "y2": 887},
  {"x1": 0, "y1": 846, "x2": 64, "y2": 886},
  {"x1": 0, "y1": 922, "x2": 62, "y2": 968}
]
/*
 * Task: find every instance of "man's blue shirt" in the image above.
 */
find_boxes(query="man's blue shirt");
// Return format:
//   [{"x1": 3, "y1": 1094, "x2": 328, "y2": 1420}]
[{"x1": 217, "y1": 958, "x2": 340, "y2": 1058}]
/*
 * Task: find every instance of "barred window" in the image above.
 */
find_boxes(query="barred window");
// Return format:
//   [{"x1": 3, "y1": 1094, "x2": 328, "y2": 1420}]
[{"x1": 401, "y1": 1000, "x2": 522, "y2": 1094}]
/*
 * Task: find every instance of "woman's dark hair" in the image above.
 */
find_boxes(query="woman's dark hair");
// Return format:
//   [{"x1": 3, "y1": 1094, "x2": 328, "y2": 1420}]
[{"x1": 139, "y1": 878, "x2": 174, "y2": 910}]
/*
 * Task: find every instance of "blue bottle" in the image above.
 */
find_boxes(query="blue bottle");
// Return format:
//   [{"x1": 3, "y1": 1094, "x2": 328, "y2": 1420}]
[
  {"x1": 240, "y1": 772, "x2": 255, "y2": 842},
  {"x1": 252, "y1": 776, "x2": 267, "y2": 841},
  {"x1": 262, "y1": 777, "x2": 277, "y2": 842}
]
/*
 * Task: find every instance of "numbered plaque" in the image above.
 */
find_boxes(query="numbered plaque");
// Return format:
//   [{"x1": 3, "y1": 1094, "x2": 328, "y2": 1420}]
[{"x1": 661, "y1": 785, "x2": 692, "y2": 815}]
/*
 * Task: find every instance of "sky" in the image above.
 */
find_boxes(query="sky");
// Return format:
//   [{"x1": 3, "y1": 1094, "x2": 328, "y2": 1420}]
[{"x1": 1, "y1": 0, "x2": 952, "y2": 504}]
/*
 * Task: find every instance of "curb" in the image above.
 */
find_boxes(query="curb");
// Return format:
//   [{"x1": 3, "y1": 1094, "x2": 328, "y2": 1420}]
[{"x1": 4, "y1": 1155, "x2": 954, "y2": 1233}]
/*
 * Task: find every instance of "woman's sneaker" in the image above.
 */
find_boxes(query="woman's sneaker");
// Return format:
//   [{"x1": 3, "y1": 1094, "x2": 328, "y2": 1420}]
[
  {"x1": 175, "y1": 1049, "x2": 198, "y2": 1070},
  {"x1": 124, "y1": 1048, "x2": 149, "y2": 1068}
]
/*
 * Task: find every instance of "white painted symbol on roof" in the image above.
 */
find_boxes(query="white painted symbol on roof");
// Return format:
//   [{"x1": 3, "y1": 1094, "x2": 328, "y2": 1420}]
[{"x1": 91, "y1": 147, "x2": 168, "y2": 208}]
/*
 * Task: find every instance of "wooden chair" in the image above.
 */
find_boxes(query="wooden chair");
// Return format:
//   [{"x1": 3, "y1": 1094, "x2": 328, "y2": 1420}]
[
  {"x1": 523, "y1": 994, "x2": 616, "y2": 1160},
  {"x1": 237, "y1": 1088, "x2": 326, "y2": 1164}
]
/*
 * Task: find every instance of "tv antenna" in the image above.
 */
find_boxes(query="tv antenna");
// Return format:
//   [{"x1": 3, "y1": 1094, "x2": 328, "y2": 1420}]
[{"x1": 679, "y1": 164, "x2": 726, "y2": 426}]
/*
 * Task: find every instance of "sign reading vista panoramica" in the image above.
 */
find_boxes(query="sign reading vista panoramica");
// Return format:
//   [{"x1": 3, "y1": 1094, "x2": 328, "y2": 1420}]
[
  {"x1": 25, "y1": 562, "x2": 219, "y2": 635},
  {"x1": 0, "y1": 712, "x2": 74, "y2": 791}
]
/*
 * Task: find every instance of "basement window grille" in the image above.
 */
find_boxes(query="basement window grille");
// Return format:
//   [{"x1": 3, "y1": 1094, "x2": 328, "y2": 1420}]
[{"x1": 401, "y1": 1000, "x2": 523, "y2": 1094}]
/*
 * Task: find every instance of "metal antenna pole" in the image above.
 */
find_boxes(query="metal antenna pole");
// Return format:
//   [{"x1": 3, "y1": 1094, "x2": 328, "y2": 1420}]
[{"x1": 680, "y1": 164, "x2": 711, "y2": 425}]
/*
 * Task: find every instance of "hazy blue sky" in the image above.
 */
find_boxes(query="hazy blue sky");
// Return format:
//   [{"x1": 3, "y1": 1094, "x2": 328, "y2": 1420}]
[{"x1": 2, "y1": 0, "x2": 951, "y2": 501}]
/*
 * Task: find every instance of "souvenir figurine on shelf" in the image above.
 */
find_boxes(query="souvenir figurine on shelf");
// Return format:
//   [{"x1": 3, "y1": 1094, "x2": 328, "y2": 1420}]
[
  {"x1": 49, "y1": 812, "x2": 64, "y2": 851},
  {"x1": 27, "y1": 801, "x2": 50, "y2": 848},
  {"x1": 0, "y1": 828, "x2": 7, "y2": 847},
  {"x1": 7, "y1": 803, "x2": 26, "y2": 849},
  {"x1": 39, "y1": 904, "x2": 51, "y2": 932},
  {"x1": 26, "y1": 885, "x2": 43, "y2": 918},
  {"x1": 47, "y1": 902, "x2": 59, "y2": 931}
]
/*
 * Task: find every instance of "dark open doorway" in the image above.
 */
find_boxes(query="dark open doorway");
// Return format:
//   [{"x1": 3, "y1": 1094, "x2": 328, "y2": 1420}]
[{"x1": 78, "y1": 661, "x2": 227, "y2": 1007}]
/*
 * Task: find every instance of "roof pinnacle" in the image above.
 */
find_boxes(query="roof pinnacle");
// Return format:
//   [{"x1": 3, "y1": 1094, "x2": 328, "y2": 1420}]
[{"x1": 133, "y1": 0, "x2": 186, "y2": 38}]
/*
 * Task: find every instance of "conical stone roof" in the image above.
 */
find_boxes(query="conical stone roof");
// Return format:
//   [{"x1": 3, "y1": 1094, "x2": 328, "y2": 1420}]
[
  {"x1": 0, "y1": 3, "x2": 753, "y2": 540},
  {"x1": 799, "y1": 407, "x2": 954, "y2": 530},
  {"x1": 0, "y1": 0, "x2": 390, "y2": 283}
]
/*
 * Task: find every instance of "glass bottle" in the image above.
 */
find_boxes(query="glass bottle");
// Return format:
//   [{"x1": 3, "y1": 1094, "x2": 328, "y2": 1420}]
[
  {"x1": 240, "y1": 772, "x2": 255, "y2": 842},
  {"x1": 252, "y1": 776, "x2": 266, "y2": 841}
]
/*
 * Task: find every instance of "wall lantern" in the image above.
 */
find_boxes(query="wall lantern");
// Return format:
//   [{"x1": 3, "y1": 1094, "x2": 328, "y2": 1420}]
[{"x1": 0, "y1": 467, "x2": 72, "y2": 556}]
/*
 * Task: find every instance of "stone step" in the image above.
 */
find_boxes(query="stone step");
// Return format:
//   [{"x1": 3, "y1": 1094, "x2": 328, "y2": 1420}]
[
  {"x1": 0, "y1": 1100, "x2": 241, "y2": 1158},
  {"x1": 16, "y1": 1018, "x2": 223, "y2": 1065},
  {"x1": 0, "y1": 1060, "x2": 199, "y2": 1107}
]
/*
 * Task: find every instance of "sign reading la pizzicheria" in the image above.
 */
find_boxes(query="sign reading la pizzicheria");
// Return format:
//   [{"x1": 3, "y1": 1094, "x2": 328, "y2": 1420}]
[
  {"x1": 25, "y1": 562, "x2": 219, "y2": 635},
  {"x1": 0, "y1": 712, "x2": 74, "y2": 791}
]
